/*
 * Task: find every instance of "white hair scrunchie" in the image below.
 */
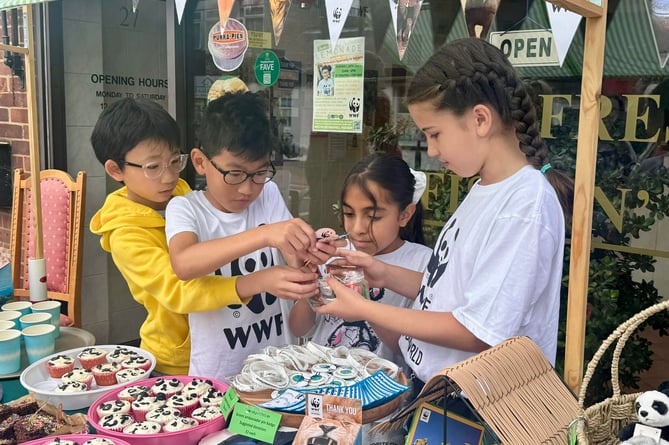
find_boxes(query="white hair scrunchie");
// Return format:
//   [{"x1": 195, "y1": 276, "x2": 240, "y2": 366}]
[{"x1": 411, "y1": 168, "x2": 427, "y2": 204}]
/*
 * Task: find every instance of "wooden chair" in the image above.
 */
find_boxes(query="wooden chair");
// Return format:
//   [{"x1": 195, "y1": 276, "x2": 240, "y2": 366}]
[{"x1": 9, "y1": 168, "x2": 87, "y2": 327}]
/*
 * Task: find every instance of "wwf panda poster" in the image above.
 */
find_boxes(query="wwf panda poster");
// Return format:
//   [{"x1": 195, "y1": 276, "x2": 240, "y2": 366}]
[{"x1": 313, "y1": 37, "x2": 365, "y2": 134}]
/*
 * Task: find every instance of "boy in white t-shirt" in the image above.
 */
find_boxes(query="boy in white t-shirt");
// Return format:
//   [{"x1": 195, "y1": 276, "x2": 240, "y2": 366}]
[{"x1": 165, "y1": 92, "x2": 330, "y2": 381}]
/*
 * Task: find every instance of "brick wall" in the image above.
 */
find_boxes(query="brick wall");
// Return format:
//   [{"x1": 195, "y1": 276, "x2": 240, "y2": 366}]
[{"x1": 0, "y1": 60, "x2": 29, "y2": 252}]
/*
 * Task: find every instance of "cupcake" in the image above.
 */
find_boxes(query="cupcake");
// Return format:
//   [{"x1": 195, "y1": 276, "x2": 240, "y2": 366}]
[
  {"x1": 120, "y1": 355, "x2": 152, "y2": 371},
  {"x1": 99, "y1": 413, "x2": 134, "y2": 432},
  {"x1": 131, "y1": 393, "x2": 167, "y2": 421},
  {"x1": 122, "y1": 420, "x2": 162, "y2": 434},
  {"x1": 145, "y1": 406, "x2": 181, "y2": 425},
  {"x1": 43, "y1": 439, "x2": 79, "y2": 445},
  {"x1": 107, "y1": 346, "x2": 138, "y2": 365},
  {"x1": 92, "y1": 362, "x2": 121, "y2": 386},
  {"x1": 199, "y1": 388, "x2": 225, "y2": 407},
  {"x1": 61, "y1": 368, "x2": 94, "y2": 388},
  {"x1": 192, "y1": 405, "x2": 223, "y2": 424},
  {"x1": 54, "y1": 381, "x2": 88, "y2": 392},
  {"x1": 77, "y1": 347, "x2": 108, "y2": 369},
  {"x1": 182, "y1": 378, "x2": 214, "y2": 397},
  {"x1": 163, "y1": 416, "x2": 198, "y2": 432},
  {"x1": 45, "y1": 354, "x2": 75, "y2": 378},
  {"x1": 115, "y1": 367, "x2": 145, "y2": 384},
  {"x1": 150, "y1": 377, "x2": 184, "y2": 397},
  {"x1": 96, "y1": 399, "x2": 131, "y2": 417},
  {"x1": 82, "y1": 440, "x2": 116, "y2": 445},
  {"x1": 117, "y1": 385, "x2": 151, "y2": 402},
  {"x1": 165, "y1": 391, "x2": 200, "y2": 417}
]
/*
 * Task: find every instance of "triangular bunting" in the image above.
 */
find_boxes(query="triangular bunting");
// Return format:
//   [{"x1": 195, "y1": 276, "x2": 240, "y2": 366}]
[
  {"x1": 460, "y1": 0, "x2": 499, "y2": 39},
  {"x1": 218, "y1": 0, "x2": 235, "y2": 31},
  {"x1": 325, "y1": 0, "x2": 353, "y2": 49},
  {"x1": 396, "y1": 0, "x2": 425, "y2": 60},
  {"x1": 175, "y1": 0, "x2": 187, "y2": 24},
  {"x1": 132, "y1": 0, "x2": 139, "y2": 13},
  {"x1": 546, "y1": 2, "x2": 582, "y2": 67},
  {"x1": 645, "y1": 0, "x2": 669, "y2": 68},
  {"x1": 389, "y1": 0, "x2": 399, "y2": 36},
  {"x1": 269, "y1": 0, "x2": 292, "y2": 45}
]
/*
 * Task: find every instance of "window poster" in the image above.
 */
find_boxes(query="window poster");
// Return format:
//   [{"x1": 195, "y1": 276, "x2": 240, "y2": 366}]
[{"x1": 312, "y1": 37, "x2": 365, "y2": 134}]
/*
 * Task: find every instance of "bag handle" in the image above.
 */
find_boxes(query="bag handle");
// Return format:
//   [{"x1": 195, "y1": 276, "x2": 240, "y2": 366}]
[{"x1": 577, "y1": 299, "x2": 669, "y2": 407}]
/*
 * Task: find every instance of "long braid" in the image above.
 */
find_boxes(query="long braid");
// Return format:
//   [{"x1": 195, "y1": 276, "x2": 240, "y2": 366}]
[{"x1": 407, "y1": 37, "x2": 573, "y2": 218}]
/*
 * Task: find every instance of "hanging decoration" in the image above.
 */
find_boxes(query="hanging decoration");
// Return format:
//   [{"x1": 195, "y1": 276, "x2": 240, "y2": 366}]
[
  {"x1": 546, "y1": 3, "x2": 582, "y2": 67},
  {"x1": 175, "y1": 0, "x2": 187, "y2": 24},
  {"x1": 132, "y1": 0, "x2": 139, "y2": 13},
  {"x1": 218, "y1": 0, "x2": 235, "y2": 31},
  {"x1": 460, "y1": 0, "x2": 499, "y2": 39},
  {"x1": 269, "y1": 0, "x2": 292, "y2": 45},
  {"x1": 324, "y1": 0, "x2": 353, "y2": 49},
  {"x1": 389, "y1": 0, "x2": 399, "y2": 36},
  {"x1": 396, "y1": 0, "x2": 424, "y2": 60},
  {"x1": 646, "y1": 0, "x2": 669, "y2": 67}
]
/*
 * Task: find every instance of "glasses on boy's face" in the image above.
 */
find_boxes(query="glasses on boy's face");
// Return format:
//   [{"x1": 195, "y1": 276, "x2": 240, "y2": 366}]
[
  {"x1": 208, "y1": 158, "x2": 276, "y2": 185},
  {"x1": 122, "y1": 153, "x2": 189, "y2": 179}
]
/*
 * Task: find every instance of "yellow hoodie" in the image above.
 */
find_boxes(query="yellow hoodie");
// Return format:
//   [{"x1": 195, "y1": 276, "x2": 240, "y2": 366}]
[{"x1": 90, "y1": 179, "x2": 242, "y2": 375}]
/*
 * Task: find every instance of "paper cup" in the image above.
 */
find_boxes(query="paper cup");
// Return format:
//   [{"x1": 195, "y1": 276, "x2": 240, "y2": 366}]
[
  {"x1": 0, "y1": 329, "x2": 22, "y2": 374},
  {"x1": 0, "y1": 320, "x2": 15, "y2": 331},
  {"x1": 22, "y1": 324, "x2": 56, "y2": 364},
  {"x1": 0, "y1": 310, "x2": 23, "y2": 329},
  {"x1": 31, "y1": 300, "x2": 62, "y2": 338},
  {"x1": 2, "y1": 301, "x2": 33, "y2": 316},
  {"x1": 19, "y1": 312, "x2": 52, "y2": 330}
]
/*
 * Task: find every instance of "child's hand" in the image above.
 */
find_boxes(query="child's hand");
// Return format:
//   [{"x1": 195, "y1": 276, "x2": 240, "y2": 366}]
[
  {"x1": 264, "y1": 218, "x2": 318, "y2": 258},
  {"x1": 314, "y1": 276, "x2": 368, "y2": 322},
  {"x1": 257, "y1": 265, "x2": 320, "y2": 301},
  {"x1": 334, "y1": 248, "x2": 387, "y2": 288}
]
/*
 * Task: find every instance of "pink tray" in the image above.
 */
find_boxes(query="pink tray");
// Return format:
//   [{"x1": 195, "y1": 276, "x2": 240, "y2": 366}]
[
  {"x1": 88, "y1": 375, "x2": 229, "y2": 445},
  {"x1": 22, "y1": 434, "x2": 132, "y2": 445}
]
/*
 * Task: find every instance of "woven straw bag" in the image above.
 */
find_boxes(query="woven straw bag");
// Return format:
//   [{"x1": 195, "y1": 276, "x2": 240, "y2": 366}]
[{"x1": 576, "y1": 299, "x2": 669, "y2": 445}]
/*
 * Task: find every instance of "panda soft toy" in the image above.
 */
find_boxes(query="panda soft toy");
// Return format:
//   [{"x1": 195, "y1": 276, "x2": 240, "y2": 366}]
[{"x1": 619, "y1": 381, "x2": 669, "y2": 445}]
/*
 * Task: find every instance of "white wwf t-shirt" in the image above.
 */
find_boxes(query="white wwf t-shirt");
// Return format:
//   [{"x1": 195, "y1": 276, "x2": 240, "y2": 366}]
[
  {"x1": 310, "y1": 241, "x2": 431, "y2": 364},
  {"x1": 165, "y1": 182, "x2": 296, "y2": 381},
  {"x1": 398, "y1": 166, "x2": 565, "y2": 383}
]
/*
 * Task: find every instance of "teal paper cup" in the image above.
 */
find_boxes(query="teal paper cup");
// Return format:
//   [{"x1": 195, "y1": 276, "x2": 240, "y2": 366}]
[
  {"x1": 22, "y1": 324, "x2": 56, "y2": 364},
  {"x1": 0, "y1": 329, "x2": 22, "y2": 374},
  {"x1": 19, "y1": 312, "x2": 52, "y2": 330},
  {"x1": 0, "y1": 320, "x2": 15, "y2": 331},
  {"x1": 30, "y1": 300, "x2": 61, "y2": 338},
  {"x1": 0, "y1": 310, "x2": 23, "y2": 329},
  {"x1": 2, "y1": 301, "x2": 33, "y2": 316}
]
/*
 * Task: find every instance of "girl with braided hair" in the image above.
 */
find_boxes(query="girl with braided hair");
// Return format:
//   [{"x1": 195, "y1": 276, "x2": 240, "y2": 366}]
[{"x1": 315, "y1": 38, "x2": 572, "y2": 399}]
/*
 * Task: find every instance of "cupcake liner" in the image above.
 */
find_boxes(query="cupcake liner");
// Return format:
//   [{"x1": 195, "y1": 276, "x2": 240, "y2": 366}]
[{"x1": 47, "y1": 362, "x2": 75, "y2": 379}]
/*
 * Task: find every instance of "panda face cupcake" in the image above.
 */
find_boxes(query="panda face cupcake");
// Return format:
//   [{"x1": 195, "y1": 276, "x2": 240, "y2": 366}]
[
  {"x1": 122, "y1": 420, "x2": 162, "y2": 434},
  {"x1": 99, "y1": 413, "x2": 135, "y2": 431},
  {"x1": 163, "y1": 416, "x2": 198, "y2": 432},
  {"x1": 96, "y1": 399, "x2": 131, "y2": 417}
]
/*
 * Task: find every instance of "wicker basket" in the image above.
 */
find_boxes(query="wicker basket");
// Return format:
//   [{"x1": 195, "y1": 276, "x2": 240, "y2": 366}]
[{"x1": 575, "y1": 299, "x2": 669, "y2": 445}]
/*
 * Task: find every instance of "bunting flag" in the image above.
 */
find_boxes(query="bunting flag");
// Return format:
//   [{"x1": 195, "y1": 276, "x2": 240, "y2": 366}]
[
  {"x1": 546, "y1": 2, "x2": 582, "y2": 67},
  {"x1": 396, "y1": 0, "x2": 424, "y2": 60},
  {"x1": 460, "y1": 0, "x2": 499, "y2": 39},
  {"x1": 389, "y1": 0, "x2": 399, "y2": 36},
  {"x1": 269, "y1": 0, "x2": 292, "y2": 45},
  {"x1": 132, "y1": 0, "x2": 139, "y2": 13},
  {"x1": 175, "y1": 0, "x2": 187, "y2": 24},
  {"x1": 217, "y1": 0, "x2": 235, "y2": 31},
  {"x1": 325, "y1": 0, "x2": 353, "y2": 49},
  {"x1": 645, "y1": 0, "x2": 669, "y2": 68}
]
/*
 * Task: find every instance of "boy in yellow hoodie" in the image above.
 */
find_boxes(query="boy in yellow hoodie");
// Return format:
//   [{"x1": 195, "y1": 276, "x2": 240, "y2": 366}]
[{"x1": 89, "y1": 98, "x2": 319, "y2": 374}]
